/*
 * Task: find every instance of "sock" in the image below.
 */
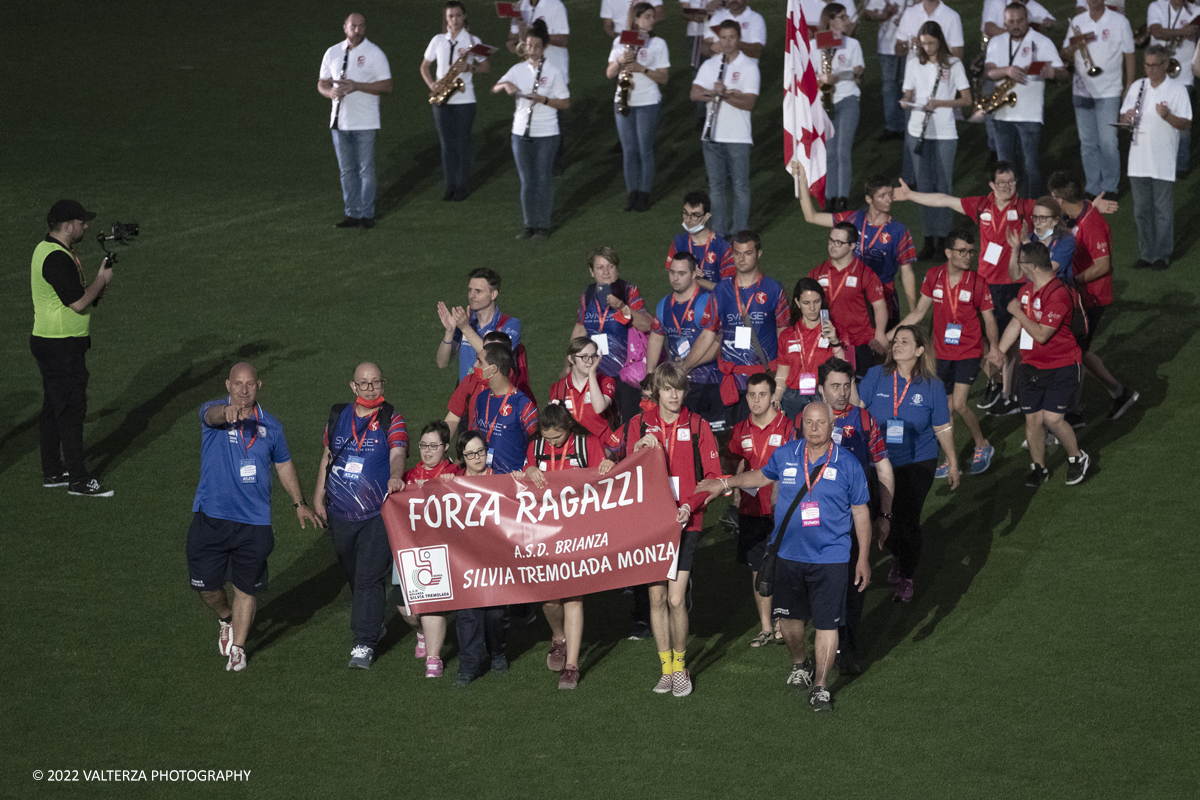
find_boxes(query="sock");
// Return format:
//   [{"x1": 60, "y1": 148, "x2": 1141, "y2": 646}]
[
  {"x1": 1108, "y1": 383, "x2": 1124, "y2": 399},
  {"x1": 426, "y1": 656, "x2": 441, "y2": 666},
  {"x1": 417, "y1": 631, "x2": 425, "y2": 642},
  {"x1": 659, "y1": 651, "x2": 671, "y2": 676},
  {"x1": 220, "y1": 615, "x2": 232, "y2": 624},
  {"x1": 671, "y1": 649, "x2": 686, "y2": 674}
]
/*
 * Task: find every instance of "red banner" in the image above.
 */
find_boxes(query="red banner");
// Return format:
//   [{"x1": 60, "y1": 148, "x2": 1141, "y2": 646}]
[{"x1": 382, "y1": 448, "x2": 684, "y2": 613}]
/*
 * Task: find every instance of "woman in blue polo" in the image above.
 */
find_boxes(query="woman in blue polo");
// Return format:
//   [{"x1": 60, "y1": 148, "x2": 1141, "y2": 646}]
[{"x1": 856, "y1": 325, "x2": 957, "y2": 602}]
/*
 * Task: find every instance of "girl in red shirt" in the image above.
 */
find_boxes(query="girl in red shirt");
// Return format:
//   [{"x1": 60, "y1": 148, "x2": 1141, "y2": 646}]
[
  {"x1": 775, "y1": 278, "x2": 848, "y2": 420},
  {"x1": 548, "y1": 337, "x2": 617, "y2": 438}
]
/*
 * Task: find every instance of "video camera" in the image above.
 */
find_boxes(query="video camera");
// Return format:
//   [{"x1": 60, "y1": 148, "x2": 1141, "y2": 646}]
[{"x1": 97, "y1": 221, "x2": 139, "y2": 267}]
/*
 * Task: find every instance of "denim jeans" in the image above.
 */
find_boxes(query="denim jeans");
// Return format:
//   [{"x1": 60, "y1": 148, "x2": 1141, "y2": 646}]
[
  {"x1": 879, "y1": 54, "x2": 906, "y2": 133},
  {"x1": 1073, "y1": 95, "x2": 1121, "y2": 196},
  {"x1": 331, "y1": 128, "x2": 378, "y2": 219},
  {"x1": 992, "y1": 119, "x2": 1043, "y2": 197},
  {"x1": 456, "y1": 606, "x2": 507, "y2": 677},
  {"x1": 615, "y1": 103, "x2": 660, "y2": 194},
  {"x1": 826, "y1": 96, "x2": 860, "y2": 198},
  {"x1": 1130, "y1": 176, "x2": 1175, "y2": 263},
  {"x1": 1179, "y1": 85, "x2": 1195, "y2": 174},
  {"x1": 702, "y1": 141, "x2": 751, "y2": 238},
  {"x1": 328, "y1": 514, "x2": 392, "y2": 647},
  {"x1": 511, "y1": 133, "x2": 559, "y2": 229},
  {"x1": 905, "y1": 133, "x2": 957, "y2": 237},
  {"x1": 433, "y1": 102, "x2": 476, "y2": 195}
]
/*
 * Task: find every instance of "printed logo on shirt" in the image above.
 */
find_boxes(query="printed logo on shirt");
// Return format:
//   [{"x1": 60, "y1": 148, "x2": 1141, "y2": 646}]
[
  {"x1": 1101, "y1": 28, "x2": 1110, "y2": 41},
  {"x1": 842, "y1": 425, "x2": 855, "y2": 440},
  {"x1": 911, "y1": 394, "x2": 923, "y2": 404},
  {"x1": 980, "y1": 212, "x2": 993, "y2": 222},
  {"x1": 732, "y1": 71, "x2": 741, "y2": 81},
  {"x1": 768, "y1": 434, "x2": 783, "y2": 446},
  {"x1": 706, "y1": 251, "x2": 716, "y2": 263},
  {"x1": 368, "y1": 418, "x2": 379, "y2": 431},
  {"x1": 539, "y1": 77, "x2": 547, "y2": 87},
  {"x1": 685, "y1": 309, "x2": 696, "y2": 322},
  {"x1": 258, "y1": 426, "x2": 267, "y2": 438},
  {"x1": 881, "y1": 232, "x2": 891, "y2": 244},
  {"x1": 755, "y1": 291, "x2": 768, "y2": 304},
  {"x1": 1097, "y1": 241, "x2": 1108, "y2": 254},
  {"x1": 500, "y1": 404, "x2": 512, "y2": 416},
  {"x1": 357, "y1": 55, "x2": 366, "y2": 67}
]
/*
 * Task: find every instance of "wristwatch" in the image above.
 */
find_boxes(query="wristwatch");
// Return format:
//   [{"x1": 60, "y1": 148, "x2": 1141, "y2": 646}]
[
  {"x1": 294, "y1": 500, "x2": 307, "y2": 508},
  {"x1": 879, "y1": 511, "x2": 893, "y2": 521}
]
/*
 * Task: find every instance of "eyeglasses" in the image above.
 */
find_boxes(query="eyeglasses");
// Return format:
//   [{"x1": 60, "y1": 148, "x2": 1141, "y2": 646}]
[
  {"x1": 828, "y1": 238, "x2": 852, "y2": 247},
  {"x1": 575, "y1": 353, "x2": 600, "y2": 361},
  {"x1": 1031, "y1": 214, "x2": 1057, "y2": 223},
  {"x1": 993, "y1": 179, "x2": 1017, "y2": 188},
  {"x1": 462, "y1": 449, "x2": 488, "y2": 460},
  {"x1": 950, "y1": 247, "x2": 977, "y2": 256},
  {"x1": 1145, "y1": 60, "x2": 1167, "y2": 69},
  {"x1": 418, "y1": 443, "x2": 446, "y2": 451},
  {"x1": 354, "y1": 379, "x2": 385, "y2": 389},
  {"x1": 682, "y1": 211, "x2": 707, "y2": 221}
]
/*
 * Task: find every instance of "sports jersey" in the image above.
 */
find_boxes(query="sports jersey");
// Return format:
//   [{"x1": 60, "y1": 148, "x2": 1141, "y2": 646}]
[
  {"x1": 650, "y1": 287, "x2": 719, "y2": 384},
  {"x1": 830, "y1": 405, "x2": 887, "y2": 473},
  {"x1": 524, "y1": 433, "x2": 605, "y2": 471},
  {"x1": 471, "y1": 387, "x2": 538, "y2": 474},
  {"x1": 193, "y1": 400, "x2": 292, "y2": 527},
  {"x1": 1030, "y1": 229, "x2": 1077, "y2": 286},
  {"x1": 919, "y1": 265, "x2": 995, "y2": 361},
  {"x1": 1065, "y1": 201, "x2": 1113, "y2": 307},
  {"x1": 1017, "y1": 278, "x2": 1081, "y2": 369},
  {"x1": 727, "y1": 411, "x2": 793, "y2": 516},
  {"x1": 833, "y1": 208, "x2": 916, "y2": 293},
  {"x1": 762, "y1": 440, "x2": 870, "y2": 564},
  {"x1": 404, "y1": 459, "x2": 461, "y2": 483},
  {"x1": 777, "y1": 321, "x2": 839, "y2": 392},
  {"x1": 548, "y1": 373, "x2": 617, "y2": 438},
  {"x1": 452, "y1": 306, "x2": 522, "y2": 381},
  {"x1": 705, "y1": 273, "x2": 790, "y2": 401},
  {"x1": 859, "y1": 366, "x2": 950, "y2": 468},
  {"x1": 576, "y1": 280, "x2": 647, "y2": 379},
  {"x1": 808, "y1": 258, "x2": 885, "y2": 347},
  {"x1": 321, "y1": 403, "x2": 409, "y2": 521},
  {"x1": 960, "y1": 194, "x2": 1036, "y2": 285},
  {"x1": 665, "y1": 230, "x2": 736, "y2": 284},
  {"x1": 448, "y1": 369, "x2": 519, "y2": 428}
]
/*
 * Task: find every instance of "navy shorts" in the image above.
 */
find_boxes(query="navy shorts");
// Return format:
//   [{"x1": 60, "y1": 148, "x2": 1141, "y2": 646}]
[
  {"x1": 936, "y1": 357, "x2": 981, "y2": 394},
  {"x1": 990, "y1": 283, "x2": 1022, "y2": 335},
  {"x1": 677, "y1": 529, "x2": 700, "y2": 574},
  {"x1": 685, "y1": 381, "x2": 726, "y2": 430},
  {"x1": 1080, "y1": 304, "x2": 1105, "y2": 352},
  {"x1": 187, "y1": 512, "x2": 274, "y2": 596},
  {"x1": 1018, "y1": 362, "x2": 1081, "y2": 414},
  {"x1": 737, "y1": 514, "x2": 774, "y2": 570},
  {"x1": 771, "y1": 558, "x2": 848, "y2": 630}
]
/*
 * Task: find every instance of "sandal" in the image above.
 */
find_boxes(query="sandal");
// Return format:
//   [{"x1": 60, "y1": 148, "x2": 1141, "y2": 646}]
[{"x1": 749, "y1": 630, "x2": 772, "y2": 648}]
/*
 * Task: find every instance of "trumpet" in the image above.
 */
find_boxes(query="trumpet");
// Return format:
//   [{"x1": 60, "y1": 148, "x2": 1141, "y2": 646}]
[
  {"x1": 975, "y1": 76, "x2": 1018, "y2": 115},
  {"x1": 1166, "y1": 37, "x2": 1184, "y2": 79},
  {"x1": 429, "y1": 47, "x2": 473, "y2": 106},
  {"x1": 1072, "y1": 25, "x2": 1103, "y2": 78}
]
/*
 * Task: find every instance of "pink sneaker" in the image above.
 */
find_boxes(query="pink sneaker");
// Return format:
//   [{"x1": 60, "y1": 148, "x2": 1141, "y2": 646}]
[
  {"x1": 218, "y1": 619, "x2": 232, "y2": 657},
  {"x1": 887, "y1": 560, "x2": 902, "y2": 586},
  {"x1": 894, "y1": 577, "x2": 914, "y2": 603},
  {"x1": 652, "y1": 674, "x2": 672, "y2": 694},
  {"x1": 546, "y1": 637, "x2": 567, "y2": 672},
  {"x1": 558, "y1": 665, "x2": 579, "y2": 689},
  {"x1": 671, "y1": 669, "x2": 693, "y2": 697},
  {"x1": 425, "y1": 657, "x2": 443, "y2": 678},
  {"x1": 414, "y1": 632, "x2": 427, "y2": 659},
  {"x1": 226, "y1": 645, "x2": 247, "y2": 672}
]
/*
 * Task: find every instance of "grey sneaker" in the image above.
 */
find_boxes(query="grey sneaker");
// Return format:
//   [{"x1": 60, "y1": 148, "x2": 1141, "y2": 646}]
[
  {"x1": 1065, "y1": 450, "x2": 1090, "y2": 486},
  {"x1": 809, "y1": 685, "x2": 833, "y2": 712},
  {"x1": 68, "y1": 478, "x2": 114, "y2": 497},
  {"x1": 652, "y1": 674, "x2": 673, "y2": 694},
  {"x1": 786, "y1": 661, "x2": 814, "y2": 688},
  {"x1": 349, "y1": 645, "x2": 374, "y2": 669}
]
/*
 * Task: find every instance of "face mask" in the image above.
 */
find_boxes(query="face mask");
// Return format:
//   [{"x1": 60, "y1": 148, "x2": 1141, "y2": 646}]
[
  {"x1": 473, "y1": 366, "x2": 485, "y2": 381},
  {"x1": 682, "y1": 219, "x2": 707, "y2": 234},
  {"x1": 355, "y1": 395, "x2": 385, "y2": 409}
]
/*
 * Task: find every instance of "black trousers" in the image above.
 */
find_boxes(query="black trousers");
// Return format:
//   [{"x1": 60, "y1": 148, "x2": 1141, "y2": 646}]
[
  {"x1": 888, "y1": 460, "x2": 937, "y2": 580},
  {"x1": 456, "y1": 606, "x2": 507, "y2": 677},
  {"x1": 614, "y1": 379, "x2": 642, "y2": 431},
  {"x1": 30, "y1": 335, "x2": 90, "y2": 481},
  {"x1": 328, "y1": 514, "x2": 392, "y2": 647}
]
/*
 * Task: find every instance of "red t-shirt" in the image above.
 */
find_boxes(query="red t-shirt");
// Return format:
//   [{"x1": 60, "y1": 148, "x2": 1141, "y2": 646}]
[
  {"x1": 404, "y1": 460, "x2": 462, "y2": 483},
  {"x1": 547, "y1": 374, "x2": 617, "y2": 438},
  {"x1": 777, "y1": 321, "x2": 839, "y2": 390},
  {"x1": 807, "y1": 258, "x2": 885, "y2": 346},
  {"x1": 920, "y1": 265, "x2": 995, "y2": 361},
  {"x1": 960, "y1": 194, "x2": 1036, "y2": 286},
  {"x1": 727, "y1": 411, "x2": 794, "y2": 516},
  {"x1": 523, "y1": 433, "x2": 606, "y2": 472},
  {"x1": 1068, "y1": 201, "x2": 1114, "y2": 308},
  {"x1": 1018, "y1": 278, "x2": 1081, "y2": 369}
]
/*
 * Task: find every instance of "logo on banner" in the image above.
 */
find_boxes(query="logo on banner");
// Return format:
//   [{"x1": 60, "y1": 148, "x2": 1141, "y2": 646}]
[{"x1": 399, "y1": 546, "x2": 454, "y2": 602}]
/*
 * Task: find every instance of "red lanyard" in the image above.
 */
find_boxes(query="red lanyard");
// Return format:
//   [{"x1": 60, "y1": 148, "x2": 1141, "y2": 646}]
[
  {"x1": 427, "y1": 460, "x2": 453, "y2": 478},
  {"x1": 982, "y1": 193, "x2": 1020, "y2": 241},
  {"x1": 735, "y1": 275, "x2": 763, "y2": 319},
  {"x1": 857, "y1": 217, "x2": 888, "y2": 260},
  {"x1": 657, "y1": 412, "x2": 681, "y2": 465},
  {"x1": 483, "y1": 389, "x2": 514, "y2": 439},
  {"x1": 944, "y1": 268, "x2": 968, "y2": 323},
  {"x1": 749, "y1": 413, "x2": 781, "y2": 467},
  {"x1": 797, "y1": 321, "x2": 823, "y2": 373},
  {"x1": 350, "y1": 409, "x2": 380, "y2": 453},
  {"x1": 821, "y1": 262, "x2": 852, "y2": 305},
  {"x1": 543, "y1": 439, "x2": 569, "y2": 471},
  {"x1": 690, "y1": 232, "x2": 714, "y2": 272},
  {"x1": 237, "y1": 405, "x2": 260, "y2": 451},
  {"x1": 892, "y1": 370, "x2": 912, "y2": 418},
  {"x1": 594, "y1": 296, "x2": 613, "y2": 329},
  {"x1": 803, "y1": 440, "x2": 834, "y2": 496},
  {"x1": 671, "y1": 287, "x2": 701, "y2": 333}
]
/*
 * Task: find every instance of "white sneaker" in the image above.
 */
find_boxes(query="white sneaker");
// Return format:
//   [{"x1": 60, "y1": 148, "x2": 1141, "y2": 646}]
[
  {"x1": 218, "y1": 619, "x2": 233, "y2": 657},
  {"x1": 349, "y1": 645, "x2": 374, "y2": 670},
  {"x1": 226, "y1": 645, "x2": 247, "y2": 672}
]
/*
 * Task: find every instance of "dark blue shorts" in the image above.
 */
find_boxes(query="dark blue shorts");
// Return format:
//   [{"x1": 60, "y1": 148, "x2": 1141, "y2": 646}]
[
  {"x1": 1018, "y1": 362, "x2": 1080, "y2": 414},
  {"x1": 677, "y1": 529, "x2": 700, "y2": 574},
  {"x1": 187, "y1": 512, "x2": 274, "y2": 596},
  {"x1": 990, "y1": 283, "x2": 1022, "y2": 335},
  {"x1": 737, "y1": 514, "x2": 774, "y2": 570},
  {"x1": 936, "y1": 357, "x2": 981, "y2": 394},
  {"x1": 771, "y1": 557, "x2": 848, "y2": 630}
]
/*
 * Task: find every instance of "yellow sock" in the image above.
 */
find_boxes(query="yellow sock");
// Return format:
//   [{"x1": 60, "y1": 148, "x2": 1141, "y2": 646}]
[
  {"x1": 658, "y1": 651, "x2": 672, "y2": 676},
  {"x1": 671, "y1": 649, "x2": 686, "y2": 673}
]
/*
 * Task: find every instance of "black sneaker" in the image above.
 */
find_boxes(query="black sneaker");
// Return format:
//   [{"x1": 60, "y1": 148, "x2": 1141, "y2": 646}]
[
  {"x1": 1064, "y1": 411, "x2": 1086, "y2": 429},
  {"x1": 43, "y1": 472, "x2": 70, "y2": 488},
  {"x1": 991, "y1": 396, "x2": 1022, "y2": 416},
  {"x1": 1151, "y1": 259, "x2": 1168, "y2": 271},
  {"x1": 1025, "y1": 464, "x2": 1048, "y2": 488},
  {"x1": 516, "y1": 227, "x2": 535, "y2": 239},
  {"x1": 1130, "y1": 259, "x2": 1151, "y2": 270},
  {"x1": 1107, "y1": 388, "x2": 1139, "y2": 420},
  {"x1": 976, "y1": 381, "x2": 1003, "y2": 410},
  {"x1": 786, "y1": 660, "x2": 815, "y2": 688},
  {"x1": 627, "y1": 621, "x2": 652, "y2": 641},
  {"x1": 68, "y1": 478, "x2": 114, "y2": 497},
  {"x1": 835, "y1": 648, "x2": 862, "y2": 676},
  {"x1": 1065, "y1": 450, "x2": 1090, "y2": 486},
  {"x1": 809, "y1": 685, "x2": 833, "y2": 712},
  {"x1": 334, "y1": 217, "x2": 360, "y2": 228},
  {"x1": 360, "y1": 217, "x2": 376, "y2": 230}
]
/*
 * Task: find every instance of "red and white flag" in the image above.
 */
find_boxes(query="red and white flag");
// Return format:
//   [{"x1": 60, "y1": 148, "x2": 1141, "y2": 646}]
[{"x1": 783, "y1": 0, "x2": 833, "y2": 207}]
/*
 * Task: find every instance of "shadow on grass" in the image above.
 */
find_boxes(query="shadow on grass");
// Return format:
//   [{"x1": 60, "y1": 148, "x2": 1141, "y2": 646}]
[
  {"x1": 0, "y1": 390, "x2": 43, "y2": 476},
  {"x1": 252, "y1": 538, "x2": 347, "y2": 655}
]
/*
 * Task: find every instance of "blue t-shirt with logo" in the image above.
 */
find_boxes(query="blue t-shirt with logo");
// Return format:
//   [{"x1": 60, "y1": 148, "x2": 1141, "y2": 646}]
[
  {"x1": 653, "y1": 290, "x2": 719, "y2": 384},
  {"x1": 453, "y1": 307, "x2": 522, "y2": 381},
  {"x1": 471, "y1": 388, "x2": 538, "y2": 474},
  {"x1": 193, "y1": 399, "x2": 291, "y2": 526},
  {"x1": 322, "y1": 404, "x2": 409, "y2": 522},
  {"x1": 858, "y1": 366, "x2": 950, "y2": 467},
  {"x1": 707, "y1": 274, "x2": 788, "y2": 392}
]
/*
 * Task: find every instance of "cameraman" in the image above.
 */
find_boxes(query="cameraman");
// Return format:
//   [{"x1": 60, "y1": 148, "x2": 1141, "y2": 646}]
[{"x1": 30, "y1": 199, "x2": 114, "y2": 497}]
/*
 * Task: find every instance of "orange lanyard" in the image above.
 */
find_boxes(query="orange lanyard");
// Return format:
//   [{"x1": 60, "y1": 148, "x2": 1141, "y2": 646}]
[
  {"x1": 735, "y1": 275, "x2": 763, "y2": 319},
  {"x1": 690, "y1": 231, "x2": 714, "y2": 271},
  {"x1": 821, "y1": 263, "x2": 852, "y2": 305},
  {"x1": 566, "y1": 376, "x2": 589, "y2": 420},
  {"x1": 803, "y1": 440, "x2": 834, "y2": 495},
  {"x1": 671, "y1": 286, "x2": 701, "y2": 333},
  {"x1": 350, "y1": 410, "x2": 380, "y2": 453},
  {"x1": 658, "y1": 413, "x2": 681, "y2": 465},
  {"x1": 944, "y1": 268, "x2": 968, "y2": 323},
  {"x1": 857, "y1": 217, "x2": 888, "y2": 260},
  {"x1": 483, "y1": 389, "x2": 514, "y2": 439},
  {"x1": 594, "y1": 296, "x2": 613, "y2": 330},
  {"x1": 237, "y1": 405, "x2": 260, "y2": 451},
  {"x1": 797, "y1": 321, "x2": 823, "y2": 373},
  {"x1": 892, "y1": 371, "x2": 912, "y2": 418},
  {"x1": 749, "y1": 414, "x2": 781, "y2": 467}
]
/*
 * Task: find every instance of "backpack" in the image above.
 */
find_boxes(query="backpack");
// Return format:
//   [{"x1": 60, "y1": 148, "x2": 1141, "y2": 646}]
[
  {"x1": 323, "y1": 402, "x2": 395, "y2": 507},
  {"x1": 628, "y1": 412, "x2": 704, "y2": 483},
  {"x1": 534, "y1": 433, "x2": 591, "y2": 469},
  {"x1": 496, "y1": 313, "x2": 536, "y2": 405},
  {"x1": 1055, "y1": 283, "x2": 1091, "y2": 348}
]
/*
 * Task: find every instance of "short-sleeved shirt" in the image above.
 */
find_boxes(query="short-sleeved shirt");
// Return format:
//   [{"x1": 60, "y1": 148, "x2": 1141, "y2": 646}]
[
  {"x1": 1065, "y1": 9, "x2": 1135, "y2": 99},
  {"x1": 1123, "y1": 77, "x2": 1193, "y2": 182},
  {"x1": 903, "y1": 58, "x2": 970, "y2": 139},
  {"x1": 576, "y1": 281, "x2": 647, "y2": 378},
  {"x1": 548, "y1": 373, "x2": 617, "y2": 437},
  {"x1": 500, "y1": 59, "x2": 570, "y2": 137},
  {"x1": 319, "y1": 38, "x2": 391, "y2": 130},
  {"x1": 706, "y1": 273, "x2": 790, "y2": 380},
  {"x1": 1149, "y1": 0, "x2": 1197, "y2": 88},
  {"x1": 1018, "y1": 278, "x2": 1081, "y2": 369},
  {"x1": 809, "y1": 35, "x2": 864, "y2": 103},
  {"x1": 651, "y1": 288, "x2": 720, "y2": 384},
  {"x1": 693, "y1": 52, "x2": 761, "y2": 144},
  {"x1": 705, "y1": 7, "x2": 768, "y2": 62},
  {"x1": 762, "y1": 440, "x2": 870, "y2": 564},
  {"x1": 985, "y1": 30, "x2": 1063, "y2": 124},
  {"x1": 39, "y1": 236, "x2": 86, "y2": 307},
  {"x1": 448, "y1": 370, "x2": 518, "y2": 428},
  {"x1": 777, "y1": 321, "x2": 839, "y2": 390},
  {"x1": 193, "y1": 400, "x2": 292, "y2": 527},
  {"x1": 983, "y1": 0, "x2": 1055, "y2": 31},
  {"x1": 452, "y1": 307, "x2": 522, "y2": 381},
  {"x1": 1031, "y1": 230, "x2": 1077, "y2": 286},
  {"x1": 512, "y1": 0, "x2": 571, "y2": 82},
  {"x1": 321, "y1": 404, "x2": 409, "y2": 521},
  {"x1": 960, "y1": 194, "x2": 1037, "y2": 285},
  {"x1": 524, "y1": 433, "x2": 606, "y2": 471},
  {"x1": 831, "y1": 405, "x2": 887, "y2": 473},
  {"x1": 601, "y1": 0, "x2": 663, "y2": 35},
  {"x1": 895, "y1": 1, "x2": 964, "y2": 52},
  {"x1": 423, "y1": 31, "x2": 485, "y2": 105},
  {"x1": 864, "y1": 0, "x2": 903, "y2": 55},
  {"x1": 728, "y1": 411, "x2": 794, "y2": 516},
  {"x1": 859, "y1": 366, "x2": 950, "y2": 467},
  {"x1": 833, "y1": 209, "x2": 916, "y2": 290},
  {"x1": 808, "y1": 258, "x2": 886, "y2": 347},
  {"x1": 405, "y1": 460, "x2": 461, "y2": 483},
  {"x1": 920, "y1": 266, "x2": 995, "y2": 360},
  {"x1": 802, "y1": 0, "x2": 859, "y2": 31},
  {"x1": 608, "y1": 35, "x2": 670, "y2": 106},
  {"x1": 1063, "y1": 201, "x2": 1112, "y2": 306},
  {"x1": 665, "y1": 231, "x2": 735, "y2": 284},
  {"x1": 472, "y1": 388, "x2": 538, "y2": 474}
]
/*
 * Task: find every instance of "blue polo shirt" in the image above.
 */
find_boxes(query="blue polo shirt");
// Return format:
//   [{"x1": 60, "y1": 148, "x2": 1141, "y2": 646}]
[
  {"x1": 193, "y1": 399, "x2": 291, "y2": 526},
  {"x1": 471, "y1": 388, "x2": 538, "y2": 474},
  {"x1": 322, "y1": 404, "x2": 409, "y2": 522},
  {"x1": 858, "y1": 366, "x2": 949, "y2": 468},
  {"x1": 453, "y1": 306, "x2": 522, "y2": 380},
  {"x1": 761, "y1": 440, "x2": 869, "y2": 564}
]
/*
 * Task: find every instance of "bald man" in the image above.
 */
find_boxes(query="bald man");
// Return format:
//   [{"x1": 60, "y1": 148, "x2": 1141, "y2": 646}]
[
  {"x1": 313, "y1": 362, "x2": 408, "y2": 669},
  {"x1": 190, "y1": 363, "x2": 323, "y2": 672}
]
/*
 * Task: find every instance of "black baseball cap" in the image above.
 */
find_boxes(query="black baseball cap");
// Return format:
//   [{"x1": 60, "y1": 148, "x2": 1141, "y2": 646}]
[{"x1": 47, "y1": 199, "x2": 97, "y2": 225}]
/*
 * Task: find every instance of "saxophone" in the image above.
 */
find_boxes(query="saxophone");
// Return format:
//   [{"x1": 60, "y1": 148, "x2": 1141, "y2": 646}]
[
  {"x1": 976, "y1": 77, "x2": 1018, "y2": 114},
  {"x1": 429, "y1": 46, "x2": 473, "y2": 106},
  {"x1": 820, "y1": 47, "x2": 836, "y2": 115}
]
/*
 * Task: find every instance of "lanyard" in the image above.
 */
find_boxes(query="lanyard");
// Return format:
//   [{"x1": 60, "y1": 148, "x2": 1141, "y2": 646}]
[
  {"x1": 734, "y1": 275, "x2": 763, "y2": 319},
  {"x1": 797, "y1": 321, "x2": 824, "y2": 372},
  {"x1": 657, "y1": 412, "x2": 682, "y2": 465},
  {"x1": 892, "y1": 370, "x2": 912, "y2": 417},
  {"x1": 1008, "y1": 36, "x2": 1023, "y2": 66},
  {"x1": 565, "y1": 374, "x2": 592, "y2": 420},
  {"x1": 749, "y1": 413, "x2": 782, "y2": 467},
  {"x1": 821, "y1": 262, "x2": 852, "y2": 305},
  {"x1": 237, "y1": 405, "x2": 261, "y2": 451},
  {"x1": 944, "y1": 268, "x2": 969, "y2": 322},
  {"x1": 857, "y1": 216, "x2": 888, "y2": 260},
  {"x1": 803, "y1": 440, "x2": 834, "y2": 496},
  {"x1": 594, "y1": 297, "x2": 613, "y2": 330},
  {"x1": 543, "y1": 440, "x2": 567, "y2": 471},
  {"x1": 690, "y1": 232, "x2": 714, "y2": 272},
  {"x1": 350, "y1": 409, "x2": 380, "y2": 453},
  {"x1": 671, "y1": 287, "x2": 701, "y2": 334},
  {"x1": 426, "y1": 459, "x2": 453, "y2": 478},
  {"x1": 483, "y1": 389, "x2": 514, "y2": 439}
]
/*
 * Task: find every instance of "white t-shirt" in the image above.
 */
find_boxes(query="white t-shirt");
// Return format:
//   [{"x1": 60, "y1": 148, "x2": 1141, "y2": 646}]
[
  {"x1": 705, "y1": 7, "x2": 768, "y2": 63},
  {"x1": 903, "y1": 57, "x2": 969, "y2": 139},
  {"x1": 1149, "y1": 0, "x2": 1198, "y2": 88},
  {"x1": 1064, "y1": 10, "x2": 1134, "y2": 99},
  {"x1": 982, "y1": 0, "x2": 1055, "y2": 31},
  {"x1": 601, "y1": 0, "x2": 664, "y2": 35},
  {"x1": 694, "y1": 51, "x2": 761, "y2": 144},
  {"x1": 801, "y1": 0, "x2": 858, "y2": 29},
  {"x1": 423, "y1": 31, "x2": 484, "y2": 105},
  {"x1": 1123, "y1": 77, "x2": 1193, "y2": 181},
  {"x1": 985, "y1": 30, "x2": 1063, "y2": 123},
  {"x1": 319, "y1": 38, "x2": 392, "y2": 130},
  {"x1": 811, "y1": 35, "x2": 865, "y2": 103},
  {"x1": 511, "y1": 0, "x2": 571, "y2": 83},
  {"x1": 864, "y1": 0, "x2": 903, "y2": 55},
  {"x1": 895, "y1": 1, "x2": 965, "y2": 53},
  {"x1": 681, "y1": 0, "x2": 708, "y2": 37},
  {"x1": 500, "y1": 59, "x2": 570, "y2": 138},
  {"x1": 608, "y1": 36, "x2": 671, "y2": 106}
]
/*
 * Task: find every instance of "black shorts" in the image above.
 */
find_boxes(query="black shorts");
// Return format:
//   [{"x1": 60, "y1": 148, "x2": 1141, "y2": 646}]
[
  {"x1": 684, "y1": 381, "x2": 725, "y2": 430},
  {"x1": 677, "y1": 529, "x2": 701, "y2": 574},
  {"x1": 186, "y1": 512, "x2": 274, "y2": 596},
  {"x1": 990, "y1": 283, "x2": 1022, "y2": 334},
  {"x1": 737, "y1": 514, "x2": 774, "y2": 570},
  {"x1": 1018, "y1": 362, "x2": 1081, "y2": 414},
  {"x1": 771, "y1": 558, "x2": 848, "y2": 630},
  {"x1": 1080, "y1": 304, "x2": 1105, "y2": 352},
  {"x1": 936, "y1": 357, "x2": 981, "y2": 394}
]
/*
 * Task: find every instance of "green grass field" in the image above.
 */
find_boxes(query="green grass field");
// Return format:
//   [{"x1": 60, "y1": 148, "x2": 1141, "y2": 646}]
[{"x1": 4, "y1": 1, "x2": 1199, "y2": 797}]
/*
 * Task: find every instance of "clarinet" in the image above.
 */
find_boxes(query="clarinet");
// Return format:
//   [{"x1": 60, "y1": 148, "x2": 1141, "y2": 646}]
[
  {"x1": 701, "y1": 55, "x2": 727, "y2": 143},
  {"x1": 522, "y1": 57, "x2": 545, "y2": 143},
  {"x1": 913, "y1": 66, "x2": 943, "y2": 156},
  {"x1": 331, "y1": 46, "x2": 351, "y2": 130}
]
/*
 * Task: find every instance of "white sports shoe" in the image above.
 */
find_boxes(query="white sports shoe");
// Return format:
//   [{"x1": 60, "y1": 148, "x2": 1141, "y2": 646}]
[{"x1": 226, "y1": 645, "x2": 247, "y2": 672}]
